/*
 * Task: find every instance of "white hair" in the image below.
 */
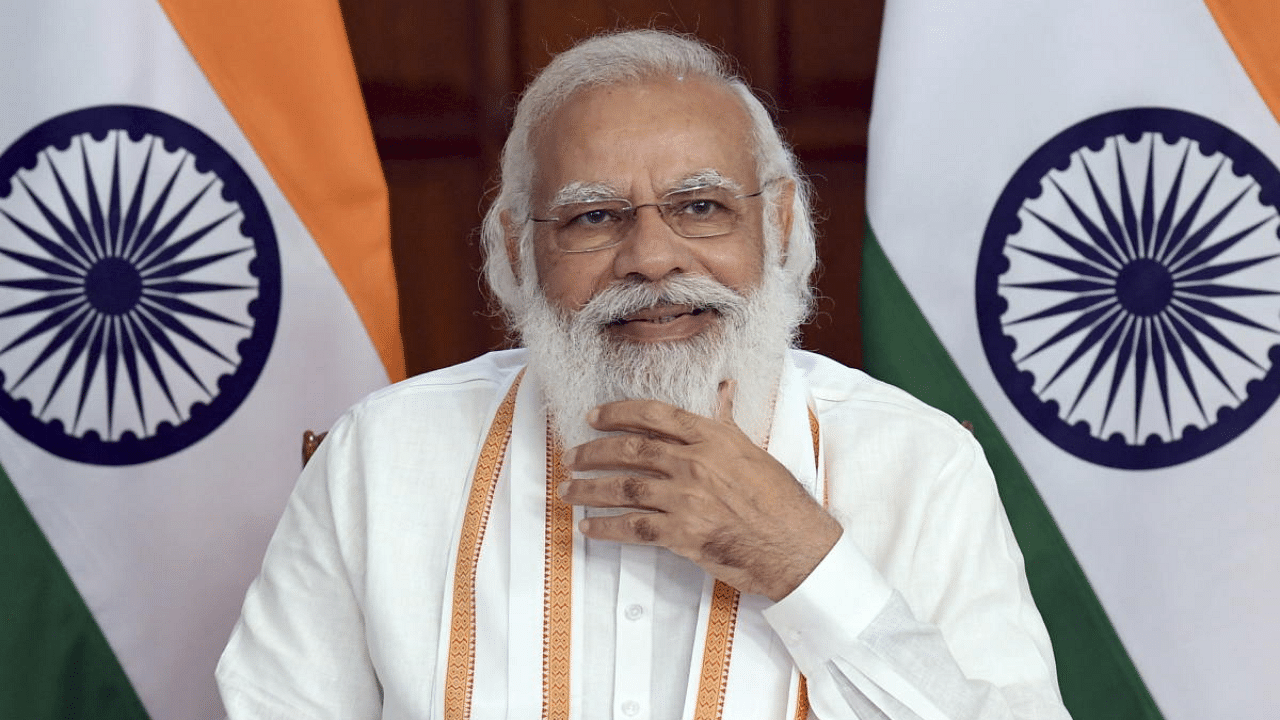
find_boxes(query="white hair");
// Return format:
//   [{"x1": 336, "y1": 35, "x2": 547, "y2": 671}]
[{"x1": 480, "y1": 29, "x2": 818, "y2": 334}]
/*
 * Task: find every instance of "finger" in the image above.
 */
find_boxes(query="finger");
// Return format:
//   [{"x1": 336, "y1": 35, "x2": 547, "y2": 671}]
[
  {"x1": 579, "y1": 510, "x2": 668, "y2": 545},
  {"x1": 567, "y1": 433, "x2": 682, "y2": 475},
  {"x1": 588, "y1": 398, "x2": 706, "y2": 443},
  {"x1": 558, "y1": 475, "x2": 665, "y2": 511},
  {"x1": 715, "y1": 379, "x2": 737, "y2": 425}
]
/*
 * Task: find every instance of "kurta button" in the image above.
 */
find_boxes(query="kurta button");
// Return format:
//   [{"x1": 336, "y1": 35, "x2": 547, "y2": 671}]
[
  {"x1": 624, "y1": 603, "x2": 644, "y2": 620},
  {"x1": 621, "y1": 700, "x2": 641, "y2": 716}
]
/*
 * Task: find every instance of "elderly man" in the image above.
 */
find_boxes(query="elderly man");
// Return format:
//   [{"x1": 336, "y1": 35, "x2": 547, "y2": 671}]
[{"x1": 217, "y1": 30, "x2": 1072, "y2": 720}]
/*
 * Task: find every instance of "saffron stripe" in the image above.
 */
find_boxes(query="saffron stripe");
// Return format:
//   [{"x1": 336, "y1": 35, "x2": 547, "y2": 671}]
[
  {"x1": 542, "y1": 428, "x2": 574, "y2": 719},
  {"x1": 443, "y1": 372, "x2": 522, "y2": 719}
]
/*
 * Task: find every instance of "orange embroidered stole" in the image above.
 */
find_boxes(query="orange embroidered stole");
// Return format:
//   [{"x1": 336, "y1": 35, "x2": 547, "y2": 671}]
[{"x1": 441, "y1": 369, "x2": 824, "y2": 719}]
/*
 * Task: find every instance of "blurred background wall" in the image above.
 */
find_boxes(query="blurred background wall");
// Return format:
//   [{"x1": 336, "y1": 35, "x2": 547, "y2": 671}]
[{"x1": 336, "y1": 0, "x2": 886, "y2": 376}]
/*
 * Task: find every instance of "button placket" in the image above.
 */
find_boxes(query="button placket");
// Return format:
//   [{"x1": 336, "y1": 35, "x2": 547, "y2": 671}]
[{"x1": 613, "y1": 543, "x2": 657, "y2": 720}]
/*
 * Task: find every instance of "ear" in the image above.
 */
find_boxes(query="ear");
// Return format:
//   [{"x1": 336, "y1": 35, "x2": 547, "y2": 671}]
[
  {"x1": 771, "y1": 178, "x2": 796, "y2": 261},
  {"x1": 500, "y1": 209, "x2": 522, "y2": 283}
]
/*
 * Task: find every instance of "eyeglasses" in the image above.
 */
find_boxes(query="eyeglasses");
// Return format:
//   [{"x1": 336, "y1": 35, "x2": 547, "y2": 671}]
[{"x1": 529, "y1": 181, "x2": 776, "y2": 253}]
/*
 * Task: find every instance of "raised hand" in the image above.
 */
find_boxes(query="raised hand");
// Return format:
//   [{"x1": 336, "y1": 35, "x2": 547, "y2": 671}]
[{"x1": 558, "y1": 381, "x2": 843, "y2": 601}]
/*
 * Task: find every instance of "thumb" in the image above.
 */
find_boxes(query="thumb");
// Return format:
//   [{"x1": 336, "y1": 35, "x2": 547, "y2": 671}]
[{"x1": 715, "y1": 379, "x2": 737, "y2": 425}]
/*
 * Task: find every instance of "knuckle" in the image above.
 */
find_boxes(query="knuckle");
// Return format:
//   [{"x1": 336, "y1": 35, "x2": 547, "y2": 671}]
[
  {"x1": 638, "y1": 401, "x2": 666, "y2": 425},
  {"x1": 621, "y1": 476, "x2": 648, "y2": 504},
  {"x1": 675, "y1": 408, "x2": 700, "y2": 435},
  {"x1": 631, "y1": 515, "x2": 660, "y2": 543},
  {"x1": 625, "y1": 435, "x2": 662, "y2": 462}
]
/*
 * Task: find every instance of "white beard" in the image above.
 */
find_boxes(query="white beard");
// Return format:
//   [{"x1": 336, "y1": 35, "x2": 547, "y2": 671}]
[{"x1": 517, "y1": 261, "x2": 801, "y2": 450}]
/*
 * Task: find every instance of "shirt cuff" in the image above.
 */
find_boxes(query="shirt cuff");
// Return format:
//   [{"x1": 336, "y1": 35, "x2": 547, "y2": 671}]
[{"x1": 762, "y1": 533, "x2": 894, "y2": 665}]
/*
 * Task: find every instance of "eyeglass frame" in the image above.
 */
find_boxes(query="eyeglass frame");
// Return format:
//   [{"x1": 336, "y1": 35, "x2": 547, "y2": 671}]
[{"x1": 527, "y1": 178, "x2": 781, "y2": 254}]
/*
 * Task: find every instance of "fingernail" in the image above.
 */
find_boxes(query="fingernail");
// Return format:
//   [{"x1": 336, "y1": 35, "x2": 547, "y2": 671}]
[{"x1": 586, "y1": 407, "x2": 600, "y2": 425}]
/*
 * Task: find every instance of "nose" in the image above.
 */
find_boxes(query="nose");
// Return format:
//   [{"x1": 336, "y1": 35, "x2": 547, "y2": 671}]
[{"x1": 610, "y1": 204, "x2": 697, "y2": 282}]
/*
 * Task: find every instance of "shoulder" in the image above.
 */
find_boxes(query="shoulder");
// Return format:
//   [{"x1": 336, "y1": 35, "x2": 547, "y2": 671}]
[
  {"x1": 789, "y1": 349, "x2": 969, "y2": 440},
  {"x1": 339, "y1": 349, "x2": 526, "y2": 431}
]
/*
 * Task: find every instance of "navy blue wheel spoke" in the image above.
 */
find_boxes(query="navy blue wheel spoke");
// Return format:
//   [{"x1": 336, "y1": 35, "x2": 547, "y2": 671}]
[
  {"x1": 1, "y1": 209, "x2": 90, "y2": 271},
  {"x1": 0, "y1": 277, "x2": 80, "y2": 292},
  {"x1": 1176, "y1": 295, "x2": 1277, "y2": 333},
  {"x1": 1140, "y1": 141, "x2": 1158, "y2": 257},
  {"x1": 124, "y1": 154, "x2": 186, "y2": 263},
  {"x1": 1179, "y1": 283, "x2": 1278, "y2": 298},
  {"x1": 1114, "y1": 142, "x2": 1142, "y2": 259},
  {"x1": 1156, "y1": 159, "x2": 1226, "y2": 263},
  {"x1": 45, "y1": 150, "x2": 102, "y2": 264},
  {"x1": 119, "y1": 139, "x2": 156, "y2": 254},
  {"x1": 131, "y1": 179, "x2": 214, "y2": 268},
  {"x1": 1059, "y1": 165, "x2": 1127, "y2": 266},
  {"x1": 1156, "y1": 314, "x2": 1207, "y2": 419},
  {"x1": 1010, "y1": 245, "x2": 1116, "y2": 279},
  {"x1": 118, "y1": 318, "x2": 148, "y2": 430},
  {"x1": 1177, "y1": 254, "x2": 1279, "y2": 282},
  {"x1": 107, "y1": 134, "x2": 124, "y2": 256},
  {"x1": 20, "y1": 175, "x2": 95, "y2": 268},
  {"x1": 1026, "y1": 205, "x2": 1120, "y2": 271},
  {"x1": 0, "y1": 245, "x2": 83, "y2": 279},
  {"x1": 1132, "y1": 319, "x2": 1151, "y2": 438},
  {"x1": 142, "y1": 247, "x2": 249, "y2": 280},
  {"x1": 144, "y1": 292, "x2": 246, "y2": 328},
  {"x1": 1041, "y1": 306, "x2": 1123, "y2": 392},
  {"x1": 103, "y1": 318, "x2": 121, "y2": 436},
  {"x1": 123, "y1": 312, "x2": 180, "y2": 416},
  {"x1": 138, "y1": 298, "x2": 233, "y2": 363},
  {"x1": 137, "y1": 209, "x2": 236, "y2": 272},
  {"x1": 1068, "y1": 312, "x2": 1129, "y2": 416},
  {"x1": 12, "y1": 305, "x2": 92, "y2": 390},
  {"x1": 77, "y1": 139, "x2": 108, "y2": 258},
  {"x1": 147, "y1": 279, "x2": 248, "y2": 294},
  {"x1": 1016, "y1": 303, "x2": 1117, "y2": 363},
  {"x1": 1164, "y1": 308, "x2": 1238, "y2": 398},
  {"x1": 133, "y1": 307, "x2": 208, "y2": 395},
  {"x1": 1165, "y1": 182, "x2": 1250, "y2": 269},
  {"x1": 1149, "y1": 319, "x2": 1175, "y2": 432},
  {"x1": 1003, "y1": 278, "x2": 1113, "y2": 293},
  {"x1": 0, "y1": 303, "x2": 82, "y2": 355},
  {"x1": 39, "y1": 310, "x2": 97, "y2": 415},
  {"x1": 1171, "y1": 216, "x2": 1272, "y2": 274},
  {"x1": 73, "y1": 315, "x2": 107, "y2": 429},
  {"x1": 0, "y1": 292, "x2": 82, "y2": 320},
  {"x1": 1079, "y1": 152, "x2": 1132, "y2": 263},
  {"x1": 1007, "y1": 292, "x2": 1114, "y2": 327},
  {"x1": 1152, "y1": 145, "x2": 1192, "y2": 256},
  {"x1": 1100, "y1": 317, "x2": 1139, "y2": 430},
  {"x1": 1168, "y1": 302, "x2": 1263, "y2": 369}
]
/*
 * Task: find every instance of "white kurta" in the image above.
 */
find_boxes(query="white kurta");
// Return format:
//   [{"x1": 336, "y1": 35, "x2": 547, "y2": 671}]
[{"x1": 216, "y1": 349, "x2": 1071, "y2": 719}]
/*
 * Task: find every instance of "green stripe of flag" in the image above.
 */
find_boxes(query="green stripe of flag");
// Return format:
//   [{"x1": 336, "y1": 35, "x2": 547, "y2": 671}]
[
  {"x1": 860, "y1": 226, "x2": 1164, "y2": 720},
  {"x1": 0, "y1": 462, "x2": 149, "y2": 720}
]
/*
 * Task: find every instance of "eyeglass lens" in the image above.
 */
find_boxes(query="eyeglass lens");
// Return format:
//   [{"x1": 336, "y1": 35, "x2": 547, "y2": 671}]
[{"x1": 545, "y1": 186, "x2": 755, "y2": 252}]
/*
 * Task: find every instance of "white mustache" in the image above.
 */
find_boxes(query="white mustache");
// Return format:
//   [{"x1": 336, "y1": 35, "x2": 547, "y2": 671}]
[{"x1": 574, "y1": 275, "x2": 748, "y2": 328}]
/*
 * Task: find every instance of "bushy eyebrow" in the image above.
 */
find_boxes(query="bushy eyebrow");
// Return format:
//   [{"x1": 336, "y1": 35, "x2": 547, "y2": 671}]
[
  {"x1": 548, "y1": 170, "x2": 745, "y2": 206},
  {"x1": 551, "y1": 182, "x2": 623, "y2": 206},
  {"x1": 669, "y1": 170, "x2": 744, "y2": 194}
]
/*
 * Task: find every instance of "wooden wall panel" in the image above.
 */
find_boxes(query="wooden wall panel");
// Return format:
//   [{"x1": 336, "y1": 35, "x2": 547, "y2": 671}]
[{"x1": 337, "y1": 0, "x2": 883, "y2": 377}]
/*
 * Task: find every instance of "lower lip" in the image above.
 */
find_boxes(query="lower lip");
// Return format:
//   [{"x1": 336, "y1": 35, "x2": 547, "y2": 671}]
[{"x1": 606, "y1": 308, "x2": 717, "y2": 342}]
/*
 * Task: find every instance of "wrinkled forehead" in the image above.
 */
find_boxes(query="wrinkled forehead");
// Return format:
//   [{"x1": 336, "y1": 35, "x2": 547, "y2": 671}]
[{"x1": 528, "y1": 77, "x2": 758, "y2": 206}]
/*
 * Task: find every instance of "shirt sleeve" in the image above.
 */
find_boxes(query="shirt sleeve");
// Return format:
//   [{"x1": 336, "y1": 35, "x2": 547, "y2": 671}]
[
  {"x1": 762, "y1": 433, "x2": 1073, "y2": 720},
  {"x1": 215, "y1": 413, "x2": 383, "y2": 720}
]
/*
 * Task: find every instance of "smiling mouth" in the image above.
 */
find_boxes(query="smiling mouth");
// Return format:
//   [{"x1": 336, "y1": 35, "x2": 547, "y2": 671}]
[{"x1": 607, "y1": 305, "x2": 713, "y2": 327}]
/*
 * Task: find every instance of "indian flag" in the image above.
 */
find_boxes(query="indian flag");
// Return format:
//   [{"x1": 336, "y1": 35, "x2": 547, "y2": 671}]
[
  {"x1": 864, "y1": 0, "x2": 1279, "y2": 718},
  {"x1": 0, "y1": 1, "x2": 403, "y2": 718}
]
